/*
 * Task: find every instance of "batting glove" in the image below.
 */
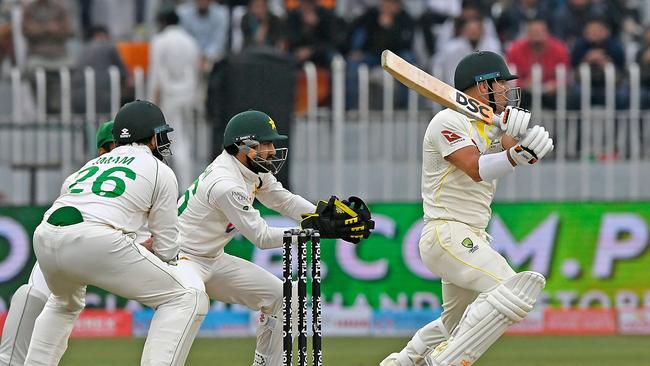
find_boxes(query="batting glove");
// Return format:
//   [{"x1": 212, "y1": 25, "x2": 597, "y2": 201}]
[
  {"x1": 499, "y1": 106, "x2": 531, "y2": 138},
  {"x1": 508, "y1": 125, "x2": 554, "y2": 165}
]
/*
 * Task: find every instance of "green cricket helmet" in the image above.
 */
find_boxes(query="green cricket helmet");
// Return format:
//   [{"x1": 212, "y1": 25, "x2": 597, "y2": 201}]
[
  {"x1": 95, "y1": 120, "x2": 115, "y2": 150},
  {"x1": 113, "y1": 100, "x2": 174, "y2": 160},
  {"x1": 454, "y1": 51, "x2": 518, "y2": 91},
  {"x1": 454, "y1": 51, "x2": 521, "y2": 108},
  {"x1": 223, "y1": 110, "x2": 288, "y2": 175}
]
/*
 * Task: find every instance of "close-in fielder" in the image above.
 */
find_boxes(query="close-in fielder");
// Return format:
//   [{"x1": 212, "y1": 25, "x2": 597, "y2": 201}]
[
  {"x1": 175, "y1": 110, "x2": 373, "y2": 366},
  {"x1": 23, "y1": 100, "x2": 208, "y2": 365},
  {"x1": 381, "y1": 51, "x2": 554, "y2": 366},
  {"x1": 0, "y1": 120, "x2": 120, "y2": 366}
]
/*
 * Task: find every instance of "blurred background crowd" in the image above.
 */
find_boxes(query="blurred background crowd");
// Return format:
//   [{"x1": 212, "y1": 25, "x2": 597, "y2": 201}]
[
  {"x1": 3, "y1": 0, "x2": 650, "y2": 115},
  {"x1": 1, "y1": 0, "x2": 650, "y2": 204}
]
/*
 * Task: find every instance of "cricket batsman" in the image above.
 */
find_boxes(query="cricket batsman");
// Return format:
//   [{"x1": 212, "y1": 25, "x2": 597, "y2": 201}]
[
  {"x1": 175, "y1": 110, "x2": 375, "y2": 366},
  {"x1": 381, "y1": 51, "x2": 554, "y2": 366},
  {"x1": 23, "y1": 100, "x2": 208, "y2": 365},
  {"x1": 0, "y1": 120, "x2": 119, "y2": 366}
]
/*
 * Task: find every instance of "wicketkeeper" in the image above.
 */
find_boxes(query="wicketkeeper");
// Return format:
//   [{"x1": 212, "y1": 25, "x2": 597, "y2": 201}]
[{"x1": 175, "y1": 110, "x2": 375, "y2": 366}]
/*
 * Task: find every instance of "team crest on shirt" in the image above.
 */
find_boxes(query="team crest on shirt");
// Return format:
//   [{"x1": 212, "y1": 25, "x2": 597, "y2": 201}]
[{"x1": 441, "y1": 130, "x2": 464, "y2": 144}]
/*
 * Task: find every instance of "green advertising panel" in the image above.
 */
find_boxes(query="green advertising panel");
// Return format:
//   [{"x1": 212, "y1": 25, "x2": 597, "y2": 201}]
[{"x1": 1, "y1": 203, "x2": 649, "y2": 310}]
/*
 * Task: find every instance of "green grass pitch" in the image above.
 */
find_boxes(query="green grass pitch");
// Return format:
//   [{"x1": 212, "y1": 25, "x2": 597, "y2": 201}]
[{"x1": 60, "y1": 335, "x2": 650, "y2": 365}]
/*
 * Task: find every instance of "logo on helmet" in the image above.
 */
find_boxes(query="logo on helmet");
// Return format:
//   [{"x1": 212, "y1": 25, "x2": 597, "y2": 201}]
[
  {"x1": 120, "y1": 128, "x2": 131, "y2": 139},
  {"x1": 268, "y1": 118, "x2": 276, "y2": 130}
]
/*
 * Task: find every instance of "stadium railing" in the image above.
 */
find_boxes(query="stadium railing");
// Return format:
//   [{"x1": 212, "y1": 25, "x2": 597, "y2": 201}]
[{"x1": 0, "y1": 59, "x2": 649, "y2": 204}]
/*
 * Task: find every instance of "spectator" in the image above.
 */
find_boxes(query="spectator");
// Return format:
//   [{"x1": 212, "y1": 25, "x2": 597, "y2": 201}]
[
  {"x1": 635, "y1": 26, "x2": 650, "y2": 109},
  {"x1": 286, "y1": 0, "x2": 342, "y2": 67},
  {"x1": 178, "y1": 0, "x2": 229, "y2": 72},
  {"x1": 241, "y1": 0, "x2": 286, "y2": 51},
  {"x1": 22, "y1": 0, "x2": 73, "y2": 113},
  {"x1": 83, "y1": 0, "x2": 159, "y2": 40},
  {"x1": 345, "y1": 0, "x2": 415, "y2": 109},
  {"x1": 496, "y1": 0, "x2": 554, "y2": 45},
  {"x1": 148, "y1": 6, "x2": 200, "y2": 190},
  {"x1": 571, "y1": 17, "x2": 628, "y2": 108},
  {"x1": 506, "y1": 18, "x2": 571, "y2": 109},
  {"x1": 72, "y1": 26, "x2": 127, "y2": 115},
  {"x1": 0, "y1": 5, "x2": 12, "y2": 71},
  {"x1": 434, "y1": 0, "x2": 499, "y2": 57},
  {"x1": 432, "y1": 17, "x2": 501, "y2": 87},
  {"x1": 419, "y1": 0, "x2": 461, "y2": 58},
  {"x1": 551, "y1": 0, "x2": 623, "y2": 47}
]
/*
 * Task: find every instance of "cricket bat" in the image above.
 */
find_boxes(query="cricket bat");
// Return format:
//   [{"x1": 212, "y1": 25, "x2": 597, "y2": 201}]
[{"x1": 381, "y1": 50, "x2": 501, "y2": 126}]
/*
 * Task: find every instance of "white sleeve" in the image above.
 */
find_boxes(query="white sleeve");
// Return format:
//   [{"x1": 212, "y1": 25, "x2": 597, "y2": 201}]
[
  {"x1": 428, "y1": 112, "x2": 475, "y2": 157},
  {"x1": 209, "y1": 180, "x2": 296, "y2": 250},
  {"x1": 148, "y1": 163, "x2": 180, "y2": 262},
  {"x1": 256, "y1": 173, "x2": 316, "y2": 221}
]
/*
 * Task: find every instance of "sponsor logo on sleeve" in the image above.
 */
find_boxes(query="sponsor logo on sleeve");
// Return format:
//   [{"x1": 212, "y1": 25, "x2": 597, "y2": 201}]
[
  {"x1": 441, "y1": 130, "x2": 464, "y2": 144},
  {"x1": 231, "y1": 191, "x2": 252, "y2": 205}
]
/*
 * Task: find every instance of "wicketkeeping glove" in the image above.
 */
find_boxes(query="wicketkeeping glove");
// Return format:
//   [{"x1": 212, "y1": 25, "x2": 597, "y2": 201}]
[{"x1": 301, "y1": 196, "x2": 375, "y2": 244}]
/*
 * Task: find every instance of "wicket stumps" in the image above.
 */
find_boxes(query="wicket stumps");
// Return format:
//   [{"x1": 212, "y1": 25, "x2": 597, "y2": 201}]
[{"x1": 282, "y1": 229, "x2": 322, "y2": 366}]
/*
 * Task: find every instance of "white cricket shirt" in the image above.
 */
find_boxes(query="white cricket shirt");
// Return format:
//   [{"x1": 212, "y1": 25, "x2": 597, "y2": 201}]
[
  {"x1": 421, "y1": 108, "x2": 503, "y2": 229},
  {"x1": 178, "y1": 151, "x2": 316, "y2": 258},
  {"x1": 45, "y1": 144, "x2": 180, "y2": 262}
]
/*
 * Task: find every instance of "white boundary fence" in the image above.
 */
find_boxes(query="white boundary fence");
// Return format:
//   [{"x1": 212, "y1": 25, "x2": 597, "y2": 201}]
[{"x1": 0, "y1": 59, "x2": 649, "y2": 204}]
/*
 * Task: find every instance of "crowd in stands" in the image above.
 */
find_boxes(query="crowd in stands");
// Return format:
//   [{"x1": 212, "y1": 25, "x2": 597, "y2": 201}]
[{"x1": 1, "y1": 0, "x2": 650, "y2": 114}]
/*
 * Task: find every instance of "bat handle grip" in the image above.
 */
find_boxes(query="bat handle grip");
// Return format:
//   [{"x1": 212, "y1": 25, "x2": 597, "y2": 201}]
[{"x1": 492, "y1": 113, "x2": 503, "y2": 129}]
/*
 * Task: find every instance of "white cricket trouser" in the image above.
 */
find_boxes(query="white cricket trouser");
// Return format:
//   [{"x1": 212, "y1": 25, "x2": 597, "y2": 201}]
[
  {"x1": 399, "y1": 219, "x2": 516, "y2": 364},
  {"x1": 0, "y1": 263, "x2": 51, "y2": 365},
  {"x1": 24, "y1": 221, "x2": 208, "y2": 366},
  {"x1": 176, "y1": 251, "x2": 284, "y2": 366},
  {"x1": 160, "y1": 94, "x2": 194, "y2": 192}
]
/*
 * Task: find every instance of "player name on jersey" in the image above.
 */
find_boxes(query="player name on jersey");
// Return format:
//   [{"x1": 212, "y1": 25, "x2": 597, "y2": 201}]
[{"x1": 92, "y1": 156, "x2": 136, "y2": 165}]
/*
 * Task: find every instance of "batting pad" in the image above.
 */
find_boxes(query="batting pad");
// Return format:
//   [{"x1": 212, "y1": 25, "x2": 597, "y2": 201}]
[{"x1": 426, "y1": 271, "x2": 545, "y2": 366}]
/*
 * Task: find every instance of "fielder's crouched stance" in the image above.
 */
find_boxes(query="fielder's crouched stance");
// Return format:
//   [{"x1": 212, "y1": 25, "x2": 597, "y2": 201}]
[
  {"x1": 174, "y1": 110, "x2": 374, "y2": 366},
  {"x1": 24, "y1": 101, "x2": 208, "y2": 366},
  {"x1": 0, "y1": 121, "x2": 119, "y2": 366},
  {"x1": 381, "y1": 51, "x2": 553, "y2": 366}
]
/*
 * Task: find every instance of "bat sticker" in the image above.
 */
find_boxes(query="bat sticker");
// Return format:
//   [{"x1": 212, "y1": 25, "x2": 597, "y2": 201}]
[{"x1": 455, "y1": 92, "x2": 492, "y2": 120}]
